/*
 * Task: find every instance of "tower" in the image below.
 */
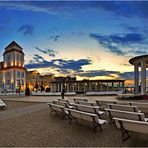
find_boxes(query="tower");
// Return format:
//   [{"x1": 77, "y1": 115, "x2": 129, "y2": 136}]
[{"x1": 0, "y1": 41, "x2": 26, "y2": 92}]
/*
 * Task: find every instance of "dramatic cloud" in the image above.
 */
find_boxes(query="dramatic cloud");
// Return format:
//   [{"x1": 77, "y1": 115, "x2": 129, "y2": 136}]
[
  {"x1": 35, "y1": 47, "x2": 56, "y2": 57},
  {"x1": 17, "y1": 25, "x2": 34, "y2": 35},
  {"x1": 78, "y1": 70, "x2": 134, "y2": 80},
  {"x1": 89, "y1": 33, "x2": 147, "y2": 56},
  {"x1": 79, "y1": 70, "x2": 119, "y2": 77},
  {"x1": 118, "y1": 72, "x2": 134, "y2": 80},
  {"x1": 25, "y1": 54, "x2": 91, "y2": 74},
  {"x1": 90, "y1": 33, "x2": 145, "y2": 46},
  {"x1": 53, "y1": 59, "x2": 91, "y2": 71},
  {"x1": 33, "y1": 54, "x2": 45, "y2": 63},
  {"x1": 50, "y1": 35, "x2": 60, "y2": 41}
]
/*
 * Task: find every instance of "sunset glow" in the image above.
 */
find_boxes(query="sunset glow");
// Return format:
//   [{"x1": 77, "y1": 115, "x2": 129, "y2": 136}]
[{"x1": 0, "y1": 1, "x2": 148, "y2": 86}]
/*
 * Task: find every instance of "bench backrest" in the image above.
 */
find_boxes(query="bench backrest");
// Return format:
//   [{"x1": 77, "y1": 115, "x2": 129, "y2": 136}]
[
  {"x1": 96, "y1": 100, "x2": 116, "y2": 109},
  {"x1": 130, "y1": 102, "x2": 148, "y2": 113},
  {"x1": 75, "y1": 104, "x2": 98, "y2": 114},
  {"x1": 80, "y1": 111, "x2": 97, "y2": 122},
  {"x1": 106, "y1": 108, "x2": 145, "y2": 121},
  {"x1": 58, "y1": 99, "x2": 71, "y2": 105},
  {"x1": 48, "y1": 103, "x2": 64, "y2": 112},
  {"x1": 75, "y1": 101, "x2": 96, "y2": 106},
  {"x1": 73, "y1": 98, "x2": 88, "y2": 103},
  {"x1": 107, "y1": 103, "x2": 140, "y2": 112},
  {"x1": 53, "y1": 100, "x2": 68, "y2": 107},
  {"x1": 114, "y1": 117, "x2": 148, "y2": 134},
  {"x1": 115, "y1": 101, "x2": 131, "y2": 105},
  {"x1": 67, "y1": 108, "x2": 97, "y2": 122}
]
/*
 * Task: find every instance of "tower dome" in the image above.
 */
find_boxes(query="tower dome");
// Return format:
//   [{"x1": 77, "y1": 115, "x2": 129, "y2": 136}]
[{"x1": 3, "y1": 41, "x2": 25, "y2": 68}]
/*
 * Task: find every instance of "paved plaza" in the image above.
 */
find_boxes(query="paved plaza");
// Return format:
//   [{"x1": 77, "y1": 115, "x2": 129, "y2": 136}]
[{"x1": 1, "y1": 96, "x2": 148, "y2": 147}]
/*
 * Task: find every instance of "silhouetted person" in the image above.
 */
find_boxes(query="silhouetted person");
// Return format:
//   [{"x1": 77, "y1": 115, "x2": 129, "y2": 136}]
[
  {"x1": 139, "y1": 85, "x2": 141, "y2": 93},
  {"x1": 25, "y1": 86, "x2": 30, "y2": 96},
  {"x1": 61, "y1": 88, "x2": 65, "y2": 99}
]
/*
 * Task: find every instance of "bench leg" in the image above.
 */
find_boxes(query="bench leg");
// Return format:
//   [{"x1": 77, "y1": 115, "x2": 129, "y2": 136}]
[
  {"x1": 93, "y1": 122, "x2": 102, "y2": 132},
  {"x1": 119, "y1": 121, "x2": 130, "y2": 141},
  {"x1": 62, "y1": 114, "x2": 66, "y2": 120},
  {"x1": 121, "y1": 128, "x2": 130, "y2": 141},
  {"x1": 108, "y1": 112, "x2": 114, "y2": 124},
  {"x1": 50, "y1": 109, "x2": 56, "y2": 115},
  {"x1": 69, "y1": 117, "x2": 77, "y2": 124}
]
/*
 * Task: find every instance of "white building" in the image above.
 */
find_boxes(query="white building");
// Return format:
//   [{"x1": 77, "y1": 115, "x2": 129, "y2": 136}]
[{"x1": 0, "y1": 41, "x2": 26, "y2": 92}]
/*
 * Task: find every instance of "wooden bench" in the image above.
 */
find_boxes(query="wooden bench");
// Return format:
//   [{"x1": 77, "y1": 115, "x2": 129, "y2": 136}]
[
  {"x1": 107, "y1": 103, "x2": 141, "y2": 113},
  {"x1": 74, "y1": 100, "x2": 96, "y2": 106},
  {"x1": 53, "y1": 100, "x2": 73, "y2": 109},
  {"x1": 105, "y1": 108, "x2": 148, "y2": 124},
  {"x1": 48, "y1": 103, "x2": 68, "y2": 119},
  {"x1": 73, "y1": 98, "x2": 88, "y2": 103},
  {"x1": 130, "y1": 102, "x2": 148, "y2": 114},
  {"x1": 58, "y1": 99, "x2": 73, "y2": 106},
  {"x1": 114, "y1": 117, "x2": 148, "y2": 141},
  {"x1": 96, "y1": 100, "x2": 117, "y2": 109},
  {"x1": 0, "y1": 99, "x2": 6, "y2": 110},
  {"x1": 74, "y1": 104, "x2": 104, "y2": 118},
  {"x1": 66, "y1": 108, "x2": 107, "y2": 132}
]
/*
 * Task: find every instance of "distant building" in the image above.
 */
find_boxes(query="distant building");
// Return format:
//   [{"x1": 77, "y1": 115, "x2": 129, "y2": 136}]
[
  {"x1": 0, "y1": 41, "x2": 26, "y2": 92},
  {"x1": 26, "y1": 70, "x2": 40, "y2": 91},
  {"x1": 26, "y1": 70, "x2": 54, "y2": 91},
  {"x1": 50, "y1": 78, "x2": 125, "y2": 93}
]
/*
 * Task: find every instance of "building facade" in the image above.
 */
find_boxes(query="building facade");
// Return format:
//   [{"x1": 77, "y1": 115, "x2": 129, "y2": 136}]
[
  {"x1": 0, "y1": 41, "x2": 26, "y2": 92},
  {"x1": 26, "y1": 70, "x2": 54, "y2": 91}
]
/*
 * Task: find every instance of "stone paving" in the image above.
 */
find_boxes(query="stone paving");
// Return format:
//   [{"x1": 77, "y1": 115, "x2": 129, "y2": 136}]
[
  {"x1": 0, "y1": 95, "x2": 122, "y2": 103},
  {"x1": 0, "y1": 103, "x2": 47, "y2": 121},
  {"x1": 1, "y1": 97, "x2": 148, "y2": 147}
]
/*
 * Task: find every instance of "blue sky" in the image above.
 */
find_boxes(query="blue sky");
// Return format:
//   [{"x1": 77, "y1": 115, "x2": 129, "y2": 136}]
[{"x1": 0, "y1": 1, "x2": 148, "y2": 84}]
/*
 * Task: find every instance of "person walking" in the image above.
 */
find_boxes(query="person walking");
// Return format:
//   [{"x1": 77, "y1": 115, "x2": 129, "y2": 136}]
[{"x1": 61, "y1": 88, "x2": 65, "y2": 99}]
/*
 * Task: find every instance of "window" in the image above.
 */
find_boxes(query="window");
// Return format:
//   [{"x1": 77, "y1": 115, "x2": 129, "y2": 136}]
[
  {"x1": 17, "y1": 54, "x2": 19, "y2": 60},
  {"x1": 17, "y1": 71, "x2": 20, "y2": 77},
  {"x1": 7, "y1": 54, "x2": 10, "y2": 61},
  {"x1": 6, "y1": 72, "x2": 10, "y2": 77},
  {"x1": 21, "y1": 80, "x2": 24, "y2": 86},
  {"x1": 17, "y1": 80, "x2": 20, "y2": 86},
  {"x1": 21, "y1": 72, "x2": 24, "y2": 78},
  {"x1": 20, "y1": 55, "x2": 24, "y2": 61}
]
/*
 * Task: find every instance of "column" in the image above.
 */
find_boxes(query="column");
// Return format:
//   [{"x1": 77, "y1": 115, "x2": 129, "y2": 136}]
[
  {"x1": 95, "y1": 83, "x2": 98, "y2": 92},
  {"x1": 72, "y1": 83, "x2": 74, "y2": 92},
  {"x1": 100, "y1": 82, "x2": 102, "y2": 92},
  {"x1": 51, "y1": 83, "x2": 53, "y2": 92},
  {"x1": 141, "y1": 60, "x2": 146, "y2": 95},
  {"x1": 84, "y1": 83, "x2": 85, "y2": 92},
  {"x1": 112, "y1": 82, "x2": 114, "y2": 91},
  {"x1": 134, "y1": 64, "x2": 139, "y2": 94},
  {"x1": 54, "y1": 83, "x2": 56, "y2": 92},
  {"x1": 78, "y1": 83, "x2": 80, "y2": 92},
  {"x1": 107, "y1": 83, "x2": 108, "y2": 91},
  {"x1": 89, "y1": 82, "x2": 91, "y2": 92},
  {"x1": 57, "y1": 83, "x2": 59, "y2": 92},
  {"x1": 61, "y1": 83, "x2": 63, "y2": 92},
  {"x1": 67, "y1": 83, "x2": 69, "y2": 92}
]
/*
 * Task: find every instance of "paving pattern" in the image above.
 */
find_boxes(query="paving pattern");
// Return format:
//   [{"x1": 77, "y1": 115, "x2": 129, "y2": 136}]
[
  {"x1": 1, "y1": 99, "x2": 148, "y2": 147},
  {"x1": 0, "y1": 103, "x2": 47, "y2": 121}
]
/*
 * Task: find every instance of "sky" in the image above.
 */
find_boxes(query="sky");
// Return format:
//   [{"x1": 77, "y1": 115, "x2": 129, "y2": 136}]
[{"x1": 0, "y1": 1, "x2": 148, "y2": 85}]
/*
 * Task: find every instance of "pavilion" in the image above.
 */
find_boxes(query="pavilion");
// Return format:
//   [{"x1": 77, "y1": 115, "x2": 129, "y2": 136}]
[{"x1": 129, "y1": 55, "x2": 148, "y2": 95}]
